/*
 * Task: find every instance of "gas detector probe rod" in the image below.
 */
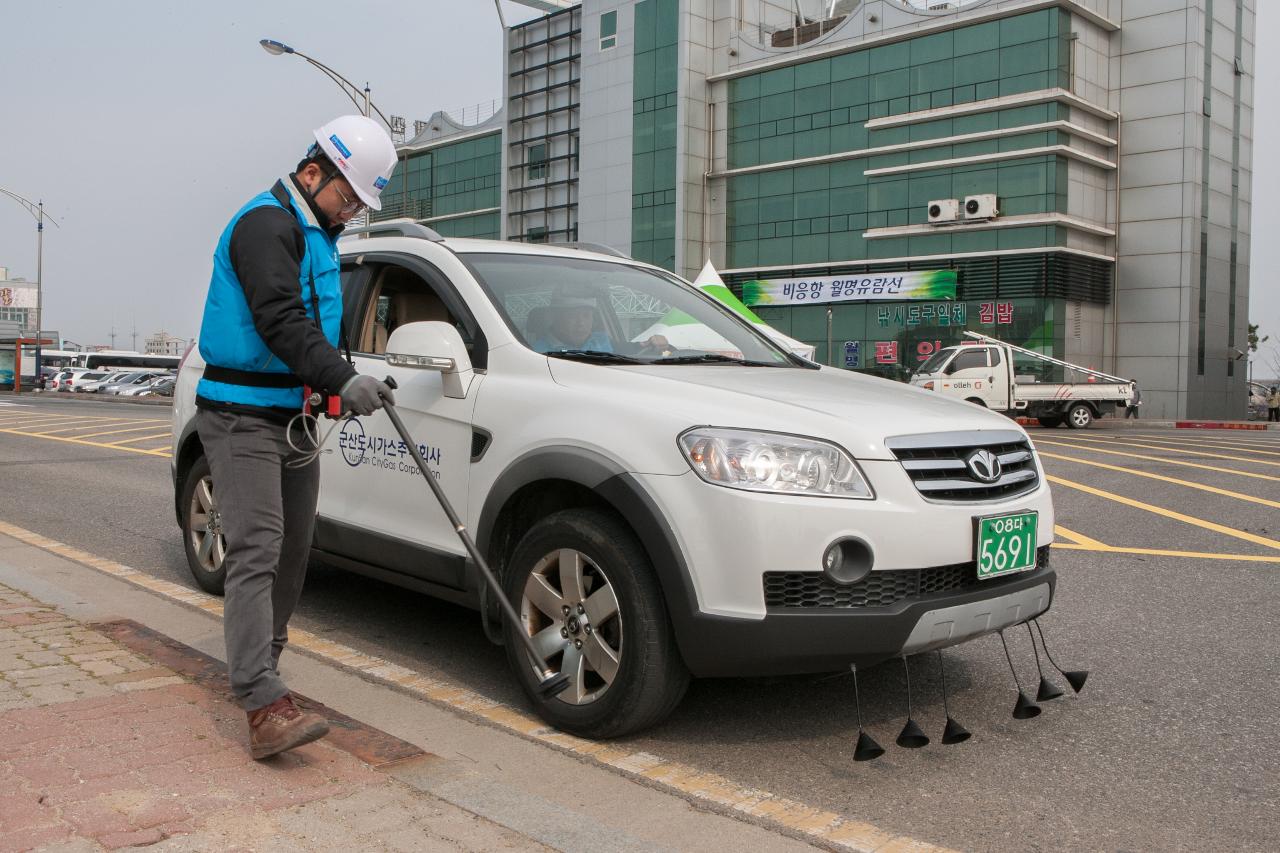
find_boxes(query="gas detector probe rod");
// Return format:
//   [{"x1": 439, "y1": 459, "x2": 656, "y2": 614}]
[{"x1": 378, "y1": 378, "x2": 571, "y2": 699}]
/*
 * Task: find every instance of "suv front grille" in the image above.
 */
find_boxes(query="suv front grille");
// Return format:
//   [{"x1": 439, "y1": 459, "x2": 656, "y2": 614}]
[
  {"x1": 763, "y1": 546, "x2": 1050, "y2": 609},
  {"x1": 886, "y1": 429, "x2": 1039, "y2": 502}
]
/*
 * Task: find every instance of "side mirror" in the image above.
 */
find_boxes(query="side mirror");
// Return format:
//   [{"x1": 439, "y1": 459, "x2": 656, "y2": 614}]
[{"x1": 384, "y1": 321, "x2": 475, "y2": 399}]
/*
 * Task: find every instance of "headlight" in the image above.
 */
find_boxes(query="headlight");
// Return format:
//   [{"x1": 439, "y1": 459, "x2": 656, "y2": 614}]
[{"x1": 677, "y1": 428, "x2": 874, "y2": 499}]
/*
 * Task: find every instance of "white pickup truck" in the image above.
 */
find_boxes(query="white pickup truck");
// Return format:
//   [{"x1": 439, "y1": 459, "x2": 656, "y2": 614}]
[
  {"x1": 910, "y1": 332, "x2": 1136, "y2": 429},
  {"x1": 172, "y1": 223, "x2": 1057, "y2": 737}
]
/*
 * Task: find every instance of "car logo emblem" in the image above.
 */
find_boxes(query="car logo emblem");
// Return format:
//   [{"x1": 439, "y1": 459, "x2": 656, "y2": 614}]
[{"x1": 965, "y1": 449, "x2": 1002, "y2": 483}]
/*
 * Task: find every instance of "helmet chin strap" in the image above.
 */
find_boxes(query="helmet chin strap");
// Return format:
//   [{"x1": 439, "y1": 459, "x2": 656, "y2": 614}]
[{"x1": 305, "y1": 167, "x2": 339, "y2": 230}]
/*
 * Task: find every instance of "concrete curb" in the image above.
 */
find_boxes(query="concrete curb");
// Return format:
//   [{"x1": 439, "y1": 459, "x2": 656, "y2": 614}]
[{"x1": 0, "y1": 391, "x2": 173, "y2": 408}]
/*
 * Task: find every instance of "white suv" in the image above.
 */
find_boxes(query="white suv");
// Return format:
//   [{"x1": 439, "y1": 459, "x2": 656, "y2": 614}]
[{"x1": 172, "y1": 222, "x2": 1056, "y2": 737}]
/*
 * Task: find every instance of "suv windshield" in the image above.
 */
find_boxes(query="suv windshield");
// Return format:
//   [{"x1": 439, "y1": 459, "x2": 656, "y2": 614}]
[{"x1": 465, "y1": 253, "x2": 793, "y2": 366}]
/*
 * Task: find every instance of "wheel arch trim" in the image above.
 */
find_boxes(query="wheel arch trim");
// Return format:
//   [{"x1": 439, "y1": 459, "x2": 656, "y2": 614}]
[{"x1": 475, "y1": 447, "x2": 702, "y2": 657}]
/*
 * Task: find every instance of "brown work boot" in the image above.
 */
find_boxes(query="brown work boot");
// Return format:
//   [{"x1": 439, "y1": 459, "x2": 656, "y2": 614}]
[{"x1": 247, "y1": 693, "x2": 329, "y2": 760}]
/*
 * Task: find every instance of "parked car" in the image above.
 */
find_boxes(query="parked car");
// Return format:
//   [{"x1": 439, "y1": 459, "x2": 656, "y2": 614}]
[
  {"x1": 140, "y1": 376, "x2": 176, "y2": 397},
  {"x1": 100, "y1": 371, "x2": 163, "y2": 395},
  {"x1": 1247, "y1": 381, "x2": 1270, "y2": 420},
  {"x1": 51, "y1": 369, "x2": 86, "y2": 391},
  {"x1": 120, "y1": 375, "x2": 175, "y2": 397},
  {"x1": 172, "y1": 226, "x2": 1056, "y2": 738},
  {"x1": 76, "y1": 371, "x2": 133, "y2": 393},
  {"x1": 63, "y1": 370, "x2": 115, "y2": 392}
]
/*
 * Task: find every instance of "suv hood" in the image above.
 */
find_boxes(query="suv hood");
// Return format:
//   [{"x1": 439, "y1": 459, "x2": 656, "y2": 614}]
[{"x1": 547, "y1": 361, "x2": 1022, "y2": 460}]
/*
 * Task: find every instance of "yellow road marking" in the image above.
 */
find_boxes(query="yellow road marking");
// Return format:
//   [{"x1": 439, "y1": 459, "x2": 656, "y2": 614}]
[
  {"x1": 1053, "y1": 542, "x2": 1280, "y2": 563},
  {"x1": 0, "y1": 415, "x2": 116, "y2": 429},
  {"x1": 1040, "y1": 451, "x2": 1280, "y2": 510},
  {"x1": 32, "y1": 419, "x2": 149, "y2": 435},
  {"x1": 1128, "y1": 431, "x2": 1280, "y2": 448},
  {"x1": 106, "y1": 432, "x2": 171, "y2": 446},
  {"x1": 0, "y1": 410, "x2": 134, "y2": 422},
  {"x1": 1038, "y1": 438, "x2": 1280, "y2": 483},
  {"x1": 0, "y1": 519, "x2": 950, "y2": 853},
  {"x1": 1046, "y1": 474, "x2": 1280, "y2": 551},
  {"x1": 0, "y1": 427, "x2": 170, "y2": 457},
  {"x1": 1053, "y1": 525, "x2": 1108, "y2": 547},
  {"x1": 1107, "y1": 434, "x2": 1280, "y2": 457},
  {"x1": 57, "y1": 423, "x2": 170, "y2": 439},
  {"x1": 1052, "y1": 434, "x2": 1280, "y2": 469}
]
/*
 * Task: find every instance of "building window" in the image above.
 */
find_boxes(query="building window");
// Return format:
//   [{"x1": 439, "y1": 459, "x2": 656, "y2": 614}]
[
  {"x1": 0, "y1": 307, "x2": 29, "y2": 327},
  {"x1": 600, "y1": 10, "x2": 617, "y2": 50},
  {"x1": 528, "y1": 143, "x2": 548, "y2": 180},
  {"x1": 526, "y1": 226, "x2": 548, "y2": 243}
]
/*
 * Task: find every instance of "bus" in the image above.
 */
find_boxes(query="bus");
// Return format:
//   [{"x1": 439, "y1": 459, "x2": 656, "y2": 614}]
[
  {"x1": 73, "y1": 351, "x2": 181, "y2": 371},
  {"x1": 14, "y1": 347, "x2": 81, "y2": 389},
  {"x1": 18, "y1": 347, "x2": 81, "y2": 372}
]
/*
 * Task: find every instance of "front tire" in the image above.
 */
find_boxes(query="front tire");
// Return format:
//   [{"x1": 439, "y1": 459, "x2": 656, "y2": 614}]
[
  {"x1": 1037, "y1": 416, "x2": 1063, "y2": 428},
  {"x1": 502, "y1": 509, "x2": 689, "y2": 738},
  {"x1": 180, "y1": 456, "x2": 227, "y2": 595},
  {"x1": 1066, "y1": 403, "x2": 1094, "y2": 429}
]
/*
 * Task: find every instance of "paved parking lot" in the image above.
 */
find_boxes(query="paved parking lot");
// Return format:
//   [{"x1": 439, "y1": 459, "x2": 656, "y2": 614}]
[
  {"x1": 0, "y1": 399, "x2": 171, "y2": 457},
  {"x1": 1, "y1": 396, "x2": 1277, "y2": 851},
  {"x1": 1031, "y1": 425, "x2": 1280, "y2": 563}
]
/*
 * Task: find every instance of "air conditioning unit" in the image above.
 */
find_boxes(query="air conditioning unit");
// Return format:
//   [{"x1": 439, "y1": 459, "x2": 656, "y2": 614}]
[
  {"x1": 963, "y1": 194, "x2": 999, "y2": 220},
  {"x1": 927, "y1": 199, "x2": 960, "y2": 224}
]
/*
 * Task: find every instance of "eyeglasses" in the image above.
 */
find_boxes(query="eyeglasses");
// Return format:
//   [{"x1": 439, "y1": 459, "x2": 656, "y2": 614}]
[{"x1": 332, "y1": 181, "x2": 365, "y2": 214}]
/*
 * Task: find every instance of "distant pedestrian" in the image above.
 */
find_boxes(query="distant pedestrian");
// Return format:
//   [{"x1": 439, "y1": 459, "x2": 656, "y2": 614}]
[
  {"x1": 1269, "y1": 385, "x2": 1280, "y2": 422},
  {"x1": 1124, "y1": 384, "x2": 1142, "y2": 419}
]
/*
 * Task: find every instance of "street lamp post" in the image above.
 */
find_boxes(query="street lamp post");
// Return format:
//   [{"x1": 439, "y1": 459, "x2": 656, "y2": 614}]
[
  {"x1": 259, "y1": 38, "x2": 397, "y2": 228},
  {"x1": 1, "y1": 187, "x2": 59, "y2": 387},
  {"x1": 259, "y1": 39, "x2": 391, "y2": 127}
]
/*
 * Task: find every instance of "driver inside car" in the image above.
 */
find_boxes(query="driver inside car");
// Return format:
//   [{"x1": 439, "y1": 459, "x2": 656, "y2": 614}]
[{"x1": 532, "y1": 292, "x2": 671, "y2": 355}]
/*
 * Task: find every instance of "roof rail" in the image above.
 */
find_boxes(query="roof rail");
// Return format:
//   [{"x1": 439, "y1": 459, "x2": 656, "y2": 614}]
[
  {"x1": 340, "y1": 218, "x2": 445, "y2": 242},
  {"x1": 551, "y1": 241, "x2": 631, "y2": 260}
]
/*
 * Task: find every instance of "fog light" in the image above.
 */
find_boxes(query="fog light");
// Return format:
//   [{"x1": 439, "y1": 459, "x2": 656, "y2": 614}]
[{"x1": 822, "y1": 538, "x2": 873, "y2": 585}]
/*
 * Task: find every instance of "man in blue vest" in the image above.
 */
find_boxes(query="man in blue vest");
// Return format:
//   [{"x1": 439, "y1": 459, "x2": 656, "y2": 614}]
[{"x1": 195, "y1": 115, "x2": 397, "y2": 759}]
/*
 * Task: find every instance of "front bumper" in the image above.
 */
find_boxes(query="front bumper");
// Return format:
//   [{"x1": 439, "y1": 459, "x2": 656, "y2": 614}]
[{"x1": 675, "y1": 551, "x2": 1055, "y2": 677}]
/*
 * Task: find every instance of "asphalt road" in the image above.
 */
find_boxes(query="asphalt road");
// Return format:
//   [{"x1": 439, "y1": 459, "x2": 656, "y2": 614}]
[{"x1": 2, "y1": 394, "x2": 1277, "y2": 851}]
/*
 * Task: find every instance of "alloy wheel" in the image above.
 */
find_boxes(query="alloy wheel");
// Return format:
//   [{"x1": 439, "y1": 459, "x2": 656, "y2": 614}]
[
  {"x1": 187, "y1": 475, "x2": 226, "y2": 575},
  {"x1": 519, "y1": 548, "x2": 622, "y2": 705}
]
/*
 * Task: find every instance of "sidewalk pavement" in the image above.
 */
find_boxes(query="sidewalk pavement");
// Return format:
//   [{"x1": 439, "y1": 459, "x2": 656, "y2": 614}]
[
  {"x1": 0, "y1": 531, "x2": 833, "y2": 853},
  {"x1": 0, "y1": 582, "x2": 547, "y2": 852}
]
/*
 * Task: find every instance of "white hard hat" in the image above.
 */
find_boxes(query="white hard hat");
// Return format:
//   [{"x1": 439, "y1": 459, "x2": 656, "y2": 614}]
[{"x1": 312, "y1": 115, "x2": 397, "y2": 211}]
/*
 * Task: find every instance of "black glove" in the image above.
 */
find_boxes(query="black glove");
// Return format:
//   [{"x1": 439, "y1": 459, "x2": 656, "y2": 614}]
[{"x1": 340, "y1": 374, "x2": 395, "y2": 416}]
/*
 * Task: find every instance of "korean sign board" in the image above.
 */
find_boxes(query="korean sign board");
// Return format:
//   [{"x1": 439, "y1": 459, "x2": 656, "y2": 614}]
[
  {"x1": 849, "y1": 300, "x2": 1028, "y2": 367},
  {"x1": 741, "y1": 271, "x2": 957, "y2": 307},
  {"x1": 0, "y1": 287, "x2": 37, "y2": 309}
]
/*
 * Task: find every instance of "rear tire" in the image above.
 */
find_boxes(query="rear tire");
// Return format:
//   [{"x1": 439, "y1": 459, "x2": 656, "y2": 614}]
[
  {"x1": 1037, "y1": 416, "x2": 1063, "y2": 428},
  {"x1": 1066, "y1": 403, "x2": 1094, "y2": 430},
  {"x1": 180, "y1": 456, "x2": 227, "y2": 595},
  {"x1": 965, "y1": 397, "x2": 987, "y2": 408},
  {"x1": 502, "y1": 509, "x2": 689, "y2": 738}
]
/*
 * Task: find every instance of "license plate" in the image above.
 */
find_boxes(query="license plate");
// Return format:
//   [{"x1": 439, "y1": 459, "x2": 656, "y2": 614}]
[{"x1": 975, "y1": 511, "x2": 1038, "y2": 579}]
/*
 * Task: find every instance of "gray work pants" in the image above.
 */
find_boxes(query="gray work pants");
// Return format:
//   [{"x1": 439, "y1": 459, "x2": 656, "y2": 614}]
[{"x1": 196, "y1": 408, "x2": 320, "y2": 711}]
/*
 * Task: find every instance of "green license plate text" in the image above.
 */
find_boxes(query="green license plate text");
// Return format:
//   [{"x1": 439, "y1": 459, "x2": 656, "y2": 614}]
[{"x1": 976, "y1": 511, "x2": 1038, "y2": 579}]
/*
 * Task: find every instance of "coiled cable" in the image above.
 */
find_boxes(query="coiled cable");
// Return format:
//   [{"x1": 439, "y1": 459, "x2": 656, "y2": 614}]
[{"x1": 285, "y1": 409, "x2": 350, "y2": 468}]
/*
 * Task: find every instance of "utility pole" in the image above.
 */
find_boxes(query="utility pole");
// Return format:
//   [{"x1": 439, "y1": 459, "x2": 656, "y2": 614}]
[
  {"x1": 110, "y1": 326, "x2": 117, "y2": 349},
  {"x1": 0, "y1": 187, "x2": 59, "y2": 384},
  {"x1": 131, "y1": 321, "x2": 138, "y2": 353}
]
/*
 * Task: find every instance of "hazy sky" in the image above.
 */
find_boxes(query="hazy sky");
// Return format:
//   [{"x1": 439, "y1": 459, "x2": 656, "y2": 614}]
[{"x1": 1, "y1": 1, "x2": 1276, "y2": 374}]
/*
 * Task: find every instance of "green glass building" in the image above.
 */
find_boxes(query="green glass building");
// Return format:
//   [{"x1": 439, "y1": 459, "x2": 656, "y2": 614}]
[{"x1": 381, "y1": 0, "x2": 1254, "y2": 419}]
